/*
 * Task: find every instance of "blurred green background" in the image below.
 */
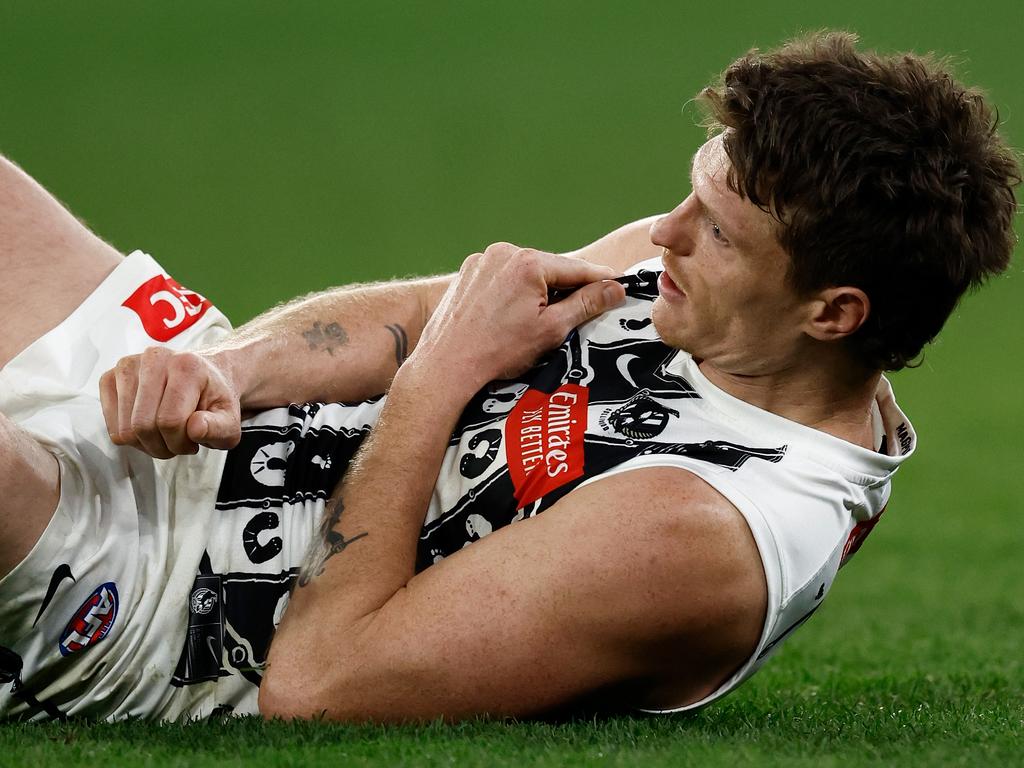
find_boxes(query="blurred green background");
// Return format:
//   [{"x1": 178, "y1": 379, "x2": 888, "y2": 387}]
[{"x1": 1, "y1": 0, "x2": 1021, "y2": 720}]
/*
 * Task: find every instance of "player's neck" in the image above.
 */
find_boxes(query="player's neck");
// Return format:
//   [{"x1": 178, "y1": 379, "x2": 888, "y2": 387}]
[{"x1": 697, "y1": 350, "x2": 882, "y2": 450}]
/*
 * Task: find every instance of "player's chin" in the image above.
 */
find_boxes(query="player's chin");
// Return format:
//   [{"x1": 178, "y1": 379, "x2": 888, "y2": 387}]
[{"x1": 650, "y1": 298, "x2": 690, "y2": 351}]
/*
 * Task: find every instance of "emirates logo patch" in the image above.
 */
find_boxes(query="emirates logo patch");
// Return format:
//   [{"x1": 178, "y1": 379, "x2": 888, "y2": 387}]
[{"x1": 504, "y1": 384, "x2": 588, "y2": 509}]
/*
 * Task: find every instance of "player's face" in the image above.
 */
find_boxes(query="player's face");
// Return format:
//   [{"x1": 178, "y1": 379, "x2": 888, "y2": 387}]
[{"x1": 649, "y1": 136, "x2": 814, "y2": 376}]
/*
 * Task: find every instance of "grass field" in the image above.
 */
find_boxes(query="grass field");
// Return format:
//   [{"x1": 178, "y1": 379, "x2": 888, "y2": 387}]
[{"x1": 1, "y1": 2, "x2": 1022, "y2": 766}]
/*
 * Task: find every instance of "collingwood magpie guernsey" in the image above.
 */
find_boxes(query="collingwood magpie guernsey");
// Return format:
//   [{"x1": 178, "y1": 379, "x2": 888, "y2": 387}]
[{"x1": 0, "y1": 255, "x2": 916, "y2": 721}]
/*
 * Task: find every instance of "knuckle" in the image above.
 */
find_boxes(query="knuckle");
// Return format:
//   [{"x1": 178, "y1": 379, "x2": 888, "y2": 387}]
[
  {"x1": 116, "y1": 355, "x2": 139, "y2": 375},
  {"x1": 131, "y1": 415, "x2": 154, "y2": 435},
  {"x1": 155, "y1": 414, "x2": 186, "y2": 432},
  {"x1": 168, "y1": 351, "x2": 202, "y2": 377},
  {"x1": 579, "y1": 292, "x2": 597, "y2": 318},
  {"x1": 484, "y1": 241, "x2": 513, "y2": 256},
  {"x1": 141, "y1": 346, "x2": 168, "y2": 362},
  {"x1": 516, "y1": 248, "x2": 539, "y2": 268}
]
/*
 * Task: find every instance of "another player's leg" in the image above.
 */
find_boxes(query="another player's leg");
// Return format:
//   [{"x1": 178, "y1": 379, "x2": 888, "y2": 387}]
[
  {"x1": 0, "y1": 154, "x2": 122, "y2": 576},
  {"x1": 0, "y1": 155, "x2": 122, "y2": 369}
]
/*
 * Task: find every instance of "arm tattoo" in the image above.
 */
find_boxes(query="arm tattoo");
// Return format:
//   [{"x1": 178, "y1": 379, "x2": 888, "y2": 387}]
[
  {"x1": 302, "y1": 321, "x2": 348, "y2": 356},
  {"x1": 385, "y1": 323, "x2": 409, "y2": 366},
  {"x1": 297, "y1": 498, "x2": 368, "y2": 587}
]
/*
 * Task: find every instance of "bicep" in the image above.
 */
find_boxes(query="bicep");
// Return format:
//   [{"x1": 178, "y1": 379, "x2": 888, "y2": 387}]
[
  {"x1": 0, "y1": 413, "x2": 61, "y2": 578},
  {"x1": 262, "y1": 468, "x2": 765, "y2": 722}
]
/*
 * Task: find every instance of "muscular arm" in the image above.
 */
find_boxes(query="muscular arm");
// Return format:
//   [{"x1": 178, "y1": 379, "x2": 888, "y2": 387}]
[
  {"x1": 259, "y1": 248, "x2": 764, "y2": 722},
  {"x1": 212, "y1": 276, "x2": 451, "y2": 409},
  {"x1": 221, "y1": 215, "x2": 660, "y2": 410},
  {"x1": 102, "y1": 218, "x2": 663, "y2": 456}
]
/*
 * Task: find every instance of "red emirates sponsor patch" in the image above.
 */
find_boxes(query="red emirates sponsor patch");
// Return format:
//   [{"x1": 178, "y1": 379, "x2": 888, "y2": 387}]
[
  {"x1": 123, "y1": 275, "x2": 212, "y2": 342},
  {"x1": 505, "y1": 384, "x2": 588, "y2": 509}
]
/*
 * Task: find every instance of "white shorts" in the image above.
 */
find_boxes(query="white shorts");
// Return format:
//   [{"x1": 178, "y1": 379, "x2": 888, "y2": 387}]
[
  {"x1": 0, "y1": 252, "x2": 233, "y2": 721},
  {"x1": 0, "y1": 252, "x2": 383, "y2": 722}
]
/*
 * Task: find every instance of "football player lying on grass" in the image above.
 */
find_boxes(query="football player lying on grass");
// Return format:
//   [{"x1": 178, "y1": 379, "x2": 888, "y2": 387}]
[{"x1": 0, "y1": 31, "x2": 1017, "y2": 721}]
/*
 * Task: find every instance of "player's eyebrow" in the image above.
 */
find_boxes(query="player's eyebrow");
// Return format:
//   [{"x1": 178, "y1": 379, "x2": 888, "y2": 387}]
[{"x1": 688, "y1": 150, "x2": 742, "y2": 246}]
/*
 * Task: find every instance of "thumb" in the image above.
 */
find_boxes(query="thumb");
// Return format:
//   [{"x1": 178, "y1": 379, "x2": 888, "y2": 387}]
[
  {"x1": 186, "y1": 408, "x2": 241, "y2": 450},
  {"x1": 547, "y1": 279, "x2": 626, "y2": 331}
]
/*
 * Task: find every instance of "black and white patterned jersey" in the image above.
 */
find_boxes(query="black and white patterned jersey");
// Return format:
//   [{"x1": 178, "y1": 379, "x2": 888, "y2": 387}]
[{"x1": 0, "y1": 255, "x2": 916, "y2": 721}]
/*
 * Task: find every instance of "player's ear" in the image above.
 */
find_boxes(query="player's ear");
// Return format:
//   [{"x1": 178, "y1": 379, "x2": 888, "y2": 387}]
[{"x1": 803, "y1": 286, "x2": 870, "y2": 341}]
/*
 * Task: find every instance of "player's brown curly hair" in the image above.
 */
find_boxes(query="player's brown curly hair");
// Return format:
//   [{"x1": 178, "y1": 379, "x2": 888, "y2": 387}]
[{"x1": 699, "y1": 31, "x2": 1021, "y2": 371}]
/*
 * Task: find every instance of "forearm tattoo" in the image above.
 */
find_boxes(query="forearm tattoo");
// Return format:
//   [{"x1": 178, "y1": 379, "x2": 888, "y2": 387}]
[
  {"x1": 302, "y1": 321, "x2": 348, "y2": 355},
  {"x1": 385, "y1": 323, "x2": 409, "y2": 367},
  {"x1": 297, "y1": 498, "x2": 368, "y2": 587}
]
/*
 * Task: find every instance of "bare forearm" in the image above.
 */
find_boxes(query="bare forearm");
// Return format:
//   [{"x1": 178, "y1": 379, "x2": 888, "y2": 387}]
[
  {"x1": 202, "y1": 216, "x2": 658, "y2": 410},
  {"x1": 258, "y1": 246, "x2": 624, "y2": 721},
  {"x1": 212, "y1": 276, "x2": 451, "y2": 409},
  {"x1": 279, "y1": 359, "x2": 466, "y2": 630}
]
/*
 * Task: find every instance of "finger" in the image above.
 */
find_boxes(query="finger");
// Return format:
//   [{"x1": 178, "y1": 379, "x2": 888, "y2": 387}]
[
  {"x1": 112, "y1": 357, "x2": 143, "y2": 448},
  {"x1": 544, "y1": 279, "x2": 626, "y2": 334},
  {"x1": 99, "y1": 369, "x2": 121, "y2": 444},
  {"x1": 154, "y1": 372, "x2": 205, "y2": 456},
  {"x1": 153, "y1": 353, "x2": 220, "y2": 455},
  {"x1": 538, "y1": 253, "x2": 617, "y2": 289},
  {"x1": 131, "y1": 357, "x2": 175, "y2": 459},
  {"x1": 186, "y1": 408, "x2": 242, "y2": 450}
]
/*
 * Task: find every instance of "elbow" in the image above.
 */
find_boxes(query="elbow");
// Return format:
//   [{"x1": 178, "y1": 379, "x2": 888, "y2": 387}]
[
  {"x1": 258, "y1": 666, "x2": 312, "y2": 721},
  {"x1": 258, "y1": 660, "x2": 375, "y2": 723}
]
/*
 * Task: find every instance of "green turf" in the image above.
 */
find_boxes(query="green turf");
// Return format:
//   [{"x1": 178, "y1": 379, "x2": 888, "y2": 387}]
[{"x1": 1, "y1": 1, "x2": 1022, "y2": 766}]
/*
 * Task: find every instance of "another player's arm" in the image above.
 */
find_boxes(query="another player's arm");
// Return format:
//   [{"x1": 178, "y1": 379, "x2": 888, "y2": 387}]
[
  {"x1": 0, "y1": 414, "x2": 61, "y2": 579},
  {"x1": 563, "y1": 215, "x2": 665, "y2": 273}
]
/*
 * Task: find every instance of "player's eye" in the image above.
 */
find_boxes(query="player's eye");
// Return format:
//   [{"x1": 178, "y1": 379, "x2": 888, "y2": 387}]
[{"x1": 708, "y1": 218, "x2": 728, "y2": 244}]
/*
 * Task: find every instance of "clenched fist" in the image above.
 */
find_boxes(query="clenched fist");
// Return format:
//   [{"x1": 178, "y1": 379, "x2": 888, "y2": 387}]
[{"x1": 99, "y1": 347, "x2": 242, "y2": 459}]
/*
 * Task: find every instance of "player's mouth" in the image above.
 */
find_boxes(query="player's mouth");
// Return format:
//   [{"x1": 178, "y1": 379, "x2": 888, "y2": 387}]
[{"x1": 658, "y1": 270, "x2": 685, "y2": 301}]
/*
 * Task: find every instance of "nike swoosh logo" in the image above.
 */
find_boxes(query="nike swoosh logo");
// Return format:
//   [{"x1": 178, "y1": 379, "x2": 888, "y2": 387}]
[
  {"x1": 33, "y1": 564, "x2": 76, "y2": 628},
  {"x1": 616, "y1": 354, "x2": 641, "y2": 388}
]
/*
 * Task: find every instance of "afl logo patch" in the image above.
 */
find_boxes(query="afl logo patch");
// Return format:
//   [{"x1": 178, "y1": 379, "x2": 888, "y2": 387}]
[
  {"x1": 190, "y1": 587, "x2": 219, "y2": 616},
  {"x1": 59, "y1": 582, "x2": 119, "y2": 657}
]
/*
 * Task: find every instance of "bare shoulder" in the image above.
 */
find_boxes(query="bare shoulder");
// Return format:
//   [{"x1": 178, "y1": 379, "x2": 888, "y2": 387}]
[
  {"x1": 564, "y1": 216, "x2": 664, "y2": 273},
  {"x1": 0, "y1": 155, "x2": 122, "y2": 367},
  {"x1": 557, "y1": 465, "x2": 768, "y2": 708},
  {"x1": 0, "y1": 412, "x2": 60, "y2": 579}
]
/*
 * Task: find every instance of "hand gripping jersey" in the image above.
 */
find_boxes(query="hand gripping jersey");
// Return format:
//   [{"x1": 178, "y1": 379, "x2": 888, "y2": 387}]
[{"x1": 0, "y1": 256, "x2": 916, "y2": 721}]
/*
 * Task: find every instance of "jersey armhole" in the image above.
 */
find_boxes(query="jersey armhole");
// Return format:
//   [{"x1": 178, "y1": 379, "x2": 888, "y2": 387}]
[{"x1": 574, "y1": 455, "x2": 785, "y2": 714}]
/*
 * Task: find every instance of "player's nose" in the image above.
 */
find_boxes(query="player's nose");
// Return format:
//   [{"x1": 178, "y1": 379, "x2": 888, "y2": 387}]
[{"x1": 649, "y1": 198, "x2": 696, "y2": 255}]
